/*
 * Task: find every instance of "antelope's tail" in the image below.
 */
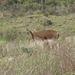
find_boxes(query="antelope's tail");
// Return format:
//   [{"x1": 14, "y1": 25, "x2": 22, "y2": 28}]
[{"x1": 26, "y1": 28, "x2": 33, "y2": 35}]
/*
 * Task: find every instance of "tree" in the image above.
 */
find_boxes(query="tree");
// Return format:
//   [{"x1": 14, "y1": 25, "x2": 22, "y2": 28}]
[{"x1": 41, "y1": 0, "x2": 45, "y2": 11}]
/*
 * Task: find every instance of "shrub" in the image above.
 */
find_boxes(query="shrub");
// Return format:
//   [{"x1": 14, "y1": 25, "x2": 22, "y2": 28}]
[
  {"x1": 43, "y1": 19, "x2": 53, "y2": 26},
  {"x1": 19, "y1": 41, "x2": 37, "y2": 56}
]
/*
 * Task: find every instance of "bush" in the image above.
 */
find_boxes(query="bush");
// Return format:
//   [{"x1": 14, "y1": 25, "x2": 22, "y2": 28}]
[
  {"x1": 43, "y1": 19, "x2": 53, "y2": 26},
  {"x1": 19, "y1": 41, "x2": 37, "y2": 56}
]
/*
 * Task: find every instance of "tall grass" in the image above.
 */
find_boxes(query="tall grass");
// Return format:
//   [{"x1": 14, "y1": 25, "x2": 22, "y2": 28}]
[{"x1": 0, "y1": 36, "x2": 75, "y2": 75}]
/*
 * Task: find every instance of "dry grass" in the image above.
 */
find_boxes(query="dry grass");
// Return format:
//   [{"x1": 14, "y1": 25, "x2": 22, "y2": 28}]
[{"x1": 0, "y1": 36, "x2": 75, "y2": 75}]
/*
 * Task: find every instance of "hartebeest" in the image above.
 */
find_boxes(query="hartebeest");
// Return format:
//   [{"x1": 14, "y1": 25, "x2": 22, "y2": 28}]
[{"x1": 26, "y1": 28, "x2": 59, "y2": 41}]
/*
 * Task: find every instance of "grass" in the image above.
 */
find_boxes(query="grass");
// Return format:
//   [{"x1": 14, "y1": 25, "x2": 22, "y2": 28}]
[
  {"x1": 0, "y1": 37, "x2": 75, "y2": 75},
  {"x1": 0, "y1": 12, "x2": 75, "y2": 39},
  {"x1": 0, "y1": 11, "x2": 75, "y2": 75}
]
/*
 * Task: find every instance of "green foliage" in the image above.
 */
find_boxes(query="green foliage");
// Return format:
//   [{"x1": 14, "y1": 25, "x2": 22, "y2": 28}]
[
  {"x1": 19, "y1": 40, "x2": 37, "y2": 56},
  {"x1": 45, "y1": 0, "x2": 56, "y2": 5},
  {"x1": 1, "y1": 0, "x2": 75, "y2": 10},
  {"x1": 0, "y1": 0, "x2": 75, "y2": 6},
  {"x1": 62, "y1": 72, "x2": 75, "y2": 75},
  {"x1": 71, "y1": 28, "x2": 75, "y2": 33}
]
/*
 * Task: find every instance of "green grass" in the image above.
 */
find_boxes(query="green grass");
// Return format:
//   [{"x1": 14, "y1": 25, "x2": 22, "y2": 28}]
[
  {"x1": 0, "y1": 13, "x2": 75, "y2": 39},
  {"x1": 0, "y1": 12, "x2": 75, "y2": 75},
  {"x1": 0, "y1": 40, "x2": 6, "y2": 44}
]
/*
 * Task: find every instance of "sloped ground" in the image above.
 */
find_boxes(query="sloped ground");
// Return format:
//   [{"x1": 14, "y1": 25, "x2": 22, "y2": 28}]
[
  {"x1": 0, "y1": 13, "x2": 75, "y2": 41},
  {"x1": 0, "y1": 36, "x2": 75, "y2": 75},
  {"x1": 0, "y1": 12, "x2": 75, "y2": 75}
]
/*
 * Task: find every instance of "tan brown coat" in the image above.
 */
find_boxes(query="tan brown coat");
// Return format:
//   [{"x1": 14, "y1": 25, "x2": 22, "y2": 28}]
[{"x1": 26, "y1": 29, "x2": 59, "y2": 41}]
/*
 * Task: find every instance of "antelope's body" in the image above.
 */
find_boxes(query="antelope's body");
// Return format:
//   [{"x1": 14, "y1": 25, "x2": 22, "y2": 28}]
[{"x1": 26, "y1": 29, "x2": 59, "y2": 41}]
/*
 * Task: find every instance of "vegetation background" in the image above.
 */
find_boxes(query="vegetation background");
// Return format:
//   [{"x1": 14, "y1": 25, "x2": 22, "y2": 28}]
[{"x1": 0, "y1": 0, "x2": 75, "y2": 75}]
